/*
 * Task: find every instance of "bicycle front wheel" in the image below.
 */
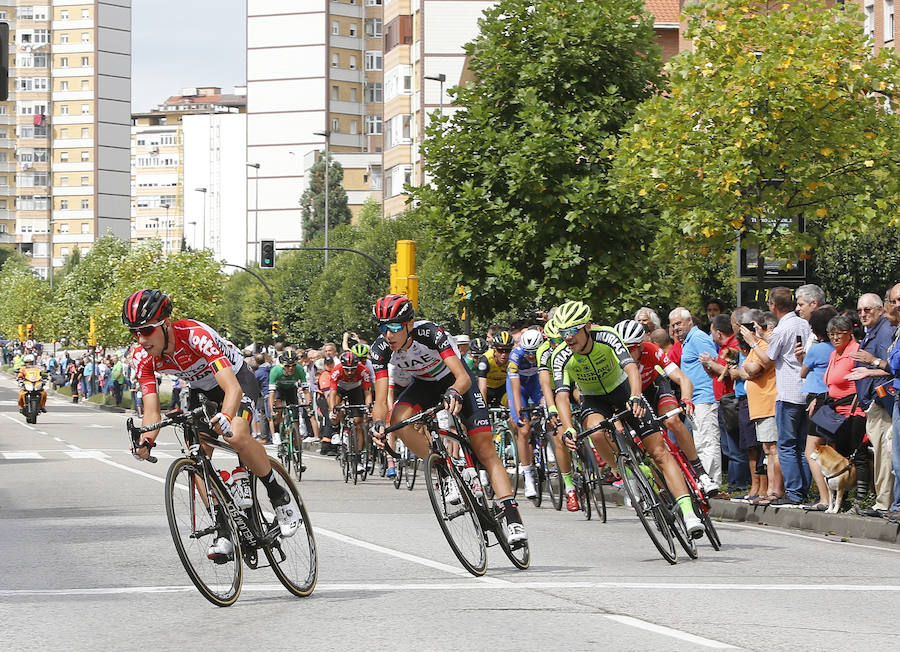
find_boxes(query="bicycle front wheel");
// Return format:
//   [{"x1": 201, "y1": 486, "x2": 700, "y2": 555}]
[
  {"x1": 406, "y1": 453, "x2": 418, "y2": 491},
  {"x1": 698, "y1": 500, "x2": 722, "y2": 550},
  {"x1": 290, "y1": 423, "x2": 304, "y2": 482},
  {"x1": 253, "y1": 458, "x2": 318, "y2": 597},
  {"x1": 582, "y1": 447, "x2": 607, "y2": 523},
  {"x1": 617, "y1": 455, "x2": 676, "y2": 564},
  {"x1": 165, "y1": 458, "x2": 242, "y2": 607},
  {"x1": 501, "y1": 429, "x2": 519, "y2": 497},
  {"x1": 543, "y1": 440, "x2": 564, "y2": 511},
  {"x1": 424, "y1": 452, "x2": 487, "y2": 577}
]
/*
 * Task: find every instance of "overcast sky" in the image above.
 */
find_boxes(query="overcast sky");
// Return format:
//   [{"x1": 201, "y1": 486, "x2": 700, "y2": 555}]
[{"x1": 131, "y1": 0, "x2": 247, "y2": 111}]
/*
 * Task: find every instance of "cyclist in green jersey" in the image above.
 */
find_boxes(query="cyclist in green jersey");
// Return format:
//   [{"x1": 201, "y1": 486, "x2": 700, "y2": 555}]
[
  {"x1": 269, "y1": 351, "x2": 313, "y2": 445},
  {"x1": 551, "y1": 300, "x2": 704, "y2": 538}
]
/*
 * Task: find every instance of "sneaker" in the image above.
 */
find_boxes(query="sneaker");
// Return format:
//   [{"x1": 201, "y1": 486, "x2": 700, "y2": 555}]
[
  {"x1": 683, "y1": 511, "x2": 705, "y2": 539},
  {"x1": 207, "y1": 536, "x2": 235, "y2": 561},
  {"x1": 565, "y1": 488, "x2": 580, "y2": 512},
  {"x1": 697, "y1": 473, "x2": 720, "y2": 497},
  {"x1": 444, "y1": 478, "x2": 462, "y2": 505},
  {"x1": 272, "y1": 493, "x2": 301, "y2": 538},
  {"x1": 386, "y1": 466, "x2": 396, "y2": 478},
  {"x1": 506, "y1": 521, "x2": 528, "y2": 544}
]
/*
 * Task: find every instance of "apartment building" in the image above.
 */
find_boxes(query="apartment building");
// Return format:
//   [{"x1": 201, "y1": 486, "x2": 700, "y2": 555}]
[
  {"x1": 0, "y1": 1, "x2": 130, "y2": 280},
  {"x1": 245, "y1": 0, "x2": 383, "y2": 260},
  {"x1": 130, "y1": 87, "x2": 246, "y2": 257}
]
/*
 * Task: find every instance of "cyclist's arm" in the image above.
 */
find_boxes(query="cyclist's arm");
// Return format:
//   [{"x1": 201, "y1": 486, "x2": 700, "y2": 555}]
[
  {"x1": 509, "y1": 374, "x2": 523, "y2": 424},
  {"x1": 667, "y1": 366, "x2": 693, "y2": 399},
  {"x1": 371, "y1": 375, "x2": 390, "y2": 424},
  {"x1": 446, "y1": 354, "x2": 472, "y2": 395},
  {"x1": 556, "y1": 388, "x2": 575, "y2": 433},
  {"x1": 538, "y1": 368, "x2": 557, "y2": 414},
  {"x1": 140, "y1": 391, "x2": 163, "y2": 449}
]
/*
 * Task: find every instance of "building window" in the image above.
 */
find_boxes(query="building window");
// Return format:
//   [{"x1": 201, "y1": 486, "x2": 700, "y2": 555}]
[
  {"x1": 34, "y1": 53, "x2": 47, "y2": 67},
  {"x1": 349, "y1": 23, "x2": 358, "y2": 37},
  {"x1": 349, "y1": 55, "x2": 357, "y2": 70},
  {"x1": 81, "y1": 199, "x2": 89, "y2": 209},
  {"x1": 60, "y1": 80, "x2": 69, "y2": 91},
  {"x1": 81, "y1": 175, "x2": 89, "y2": 184},
  {"x1": 81, "y1": 32, "x2": 90, "y2": 43},
  {"x1": 59, "y1": 223, "x2": 69, "y2": 233},
  {"x1": 384, "y1": 15, "x2": 412, "y2": 52},
  {"x1": 865, "y1": 1, "x2": 875, "y2": 40},
  {"x1": 332, "y1": 53, "x2": 339, "y2": 68},
  {"x1": 81, "y1": 128, "x2": 89, "y2": 138},
  {"x1": 60, "y1": 33, "x2": 69, "y2": 44},
  {"x1": 81, "y1": 104, "x2": 90, "y2": 114},
  {"x1": 60, "y1": 152, "x2": 69, "y2": 162},
  {"x1": 61, "y1": 10, "x2": 69, "y2": 19},
  {"x1": 365, "y1": 51, "x2": 382, "y2": 71},
  {"x1": 365, "y1": 82, "x2": 382, "y2": 103},
  {"x1": 332, "y1": 85, "x2": 339, "y2": 100},
  {"x1": 81, "y1": 152, "x2": 89, "y2": 161},
  {"x1": 60, "y1": 199, "x2": 68, "y2": 209},
  {"x1": 887, "y1": 0, "x2": 895, "y2": 42},
  {"x1": 350, "y1": 87, "x2": 358, "y2": 102},
  {"x1": 365, "y1": 18, "x2": 383, "y2": 37},
  {"x1": 385, "y1": 114, "x2": 411, "y2": 149},
  {"x1": 365, "y1": 115, "x2": 382, "y2": 134},
  {"x1": 369, "y1": 165, "x2": 382, "y2": 190},
  {"x1": 82, "y1": 9, "x2": 90, "y2": 18},
  {"x1": 331, "y1": 118, "x2": 340, "y2": 132},
  {"x1": 365, "y1": 0, "x2": 382, "y2": 5},
  {"x1": 81, "y1": 223, "x2": 89, "y2": 234},
  {"x1": 34, "y1": 30, "x2": 49, "y2": 44},
  {"x1": 81, "y1": 80, "x2": 89, "y2": 90},
  {"x1": 350, "y1": 120, "x2": 358, "y2": 135},
  {"x1": 60, "y1": 57, "x2": 68, "y2": 67},
  {"x1": 332, "y1": 21, "x2": 339, "y2": 36},
  {"x1": 60, "y1": 105, "x2": 69, "y2": 115},
  {"x1": 81, "y1": 56, "x2": 89, "y2": 66}
]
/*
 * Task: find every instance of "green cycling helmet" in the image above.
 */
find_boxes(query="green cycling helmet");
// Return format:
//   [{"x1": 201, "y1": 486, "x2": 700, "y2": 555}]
[
  {"x1": 543, "y1": 315, "x2": 560, "y2": 341},
  {"x1": 351, "y1": 343, "x2": 369, "y2": 359},
  {"x1": 554, "y1": 300, "x2": 592, "y2": 330}
]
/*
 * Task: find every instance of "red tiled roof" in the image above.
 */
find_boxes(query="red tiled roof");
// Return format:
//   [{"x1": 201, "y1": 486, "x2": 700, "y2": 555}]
[{"x1": 644, "y1": 0, "x2": 681, "y2": 23}]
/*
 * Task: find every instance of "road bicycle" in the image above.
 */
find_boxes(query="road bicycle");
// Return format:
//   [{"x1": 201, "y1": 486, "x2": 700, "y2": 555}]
[
  {"x1": 519, "y1": 406, "x2": 564, "y2": 509},
  {"x1": 390, "y1": 437, "x2": 419, "y2": 491},
  {"x1": 488, "y1": 407, "x2": 519, "y2": 497},
  {"x1": 127, "y1": 404, "x2": 318, "y2": 606},
  {"x1": 383, "y1": 404, "x2": 530, "y2": 577},
  {"x1": 662, "y1": 427, "x2": 722, "y2": 550},
  {"x1": 568, "y1": 428, "x2": 608, "y2": 522},
  {"x1": 273, "y1": 402, "x2": 311, "y2": 482},
  {"x1": 577, "y1": 404, "x2": 696, "y2": 564},
  {"x1": 333, "y1": 403, "x2": 371, "y2": 484}
]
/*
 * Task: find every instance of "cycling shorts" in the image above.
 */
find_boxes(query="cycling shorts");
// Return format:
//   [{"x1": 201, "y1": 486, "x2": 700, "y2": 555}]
[
  {"x1": 394, "y1": 375, "x2": 491, "y2": 436},
  {"x1": 642, "y1": 377, "x2": 678, "y2": 415},
  {"x1": 337, "y1": 385, "x2": 366, "y2": 417},
  {"x1": 506, "y1": 375, "x2": 543, "y2": 423},
  {"x1": 578, "y1": 380, "x2": 660, "y2": 439},
  {"x1": 275, "y1": 386, "x2": 299, "y2": 406},
  {"x1": 485, "y1": 385, "x2": 508, "y2": 409},
  {"x1": 187, "y1": 364, "x2": 259, "y2": 437}
]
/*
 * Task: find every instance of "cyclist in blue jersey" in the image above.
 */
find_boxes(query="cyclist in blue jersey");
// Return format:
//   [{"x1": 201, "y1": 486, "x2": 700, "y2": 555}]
[{"x1": 507, "y1": 328, "x2": 546, "y2": 499}]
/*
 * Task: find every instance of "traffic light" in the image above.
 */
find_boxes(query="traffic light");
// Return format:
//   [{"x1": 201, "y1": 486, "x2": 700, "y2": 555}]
[
  {"x1": 0, "y1": 24, "x2": 8, "y2": 102},
  {"x1": 26, "y1": 323, "x2": 34, "y2": 337},
  {"x1": 271, "y1": 320, "x2": 280, "y2": 338},
  {"x1": 260, "y1": 240, "x2": 275, "y2": 268},
  {"x1": 390, "y1": 240, "x2": 418, "y2": 309},
  {"x1": 18, "y1": 324, "x2": 24, "y2": 341}
]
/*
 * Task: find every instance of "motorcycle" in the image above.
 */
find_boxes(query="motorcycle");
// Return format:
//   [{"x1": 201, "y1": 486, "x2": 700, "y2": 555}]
[{"x1": 20, "y1": 367, "x2": 45, "y2": 424}]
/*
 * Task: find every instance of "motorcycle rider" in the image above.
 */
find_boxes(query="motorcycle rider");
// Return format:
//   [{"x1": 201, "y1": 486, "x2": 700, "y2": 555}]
[{"x1": 17, "y1": 354, "x2": 47, "y2": 414}]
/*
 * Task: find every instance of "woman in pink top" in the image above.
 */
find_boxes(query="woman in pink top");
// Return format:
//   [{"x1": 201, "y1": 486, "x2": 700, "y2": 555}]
[{"x1": 821, "y1": 314, "x2": 869, "y2": 508}]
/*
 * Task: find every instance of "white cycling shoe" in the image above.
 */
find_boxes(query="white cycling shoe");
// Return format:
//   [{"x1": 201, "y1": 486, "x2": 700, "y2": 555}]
[
  {"x1": 506, "y1": 521, "x2": 528, "y2": 544},
  {"x1": 698, "y1": 473, "x2": 720, "y2": 497},
  {"x1": 207, "y1": 536, "x2": 235, "y2": 561},
  {"x1": 274, "y1": 496, "x2": 301, "y2": 538},
  {"x1": 445, "y1": 479, "x2": 462, "y2": 505},
  {"x1": 683, "y1": 511, "x2": 705, "y2": 539}
]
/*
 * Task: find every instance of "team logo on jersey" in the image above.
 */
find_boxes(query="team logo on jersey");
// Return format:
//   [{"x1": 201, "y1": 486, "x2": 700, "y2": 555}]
[{"x1": 191, "y1": 332, "x2": 222, "y2": 358}]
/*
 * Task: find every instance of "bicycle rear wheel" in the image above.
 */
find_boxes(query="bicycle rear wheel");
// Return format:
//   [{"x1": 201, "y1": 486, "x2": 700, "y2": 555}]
[
  {"x1": 253, "y1": 458, "x2": 318, "y2": 597},
  {"x1": 699, "y1": 502, "x2": 721, "y2": 550},
  {"x1": 165, "y1": 458, "x2": 242, "y2": 607},
  {"x1": 617, "y1": 455, "x2": 676, "y2": 564},
  {"x1": 392, "y1": 453, "x2": 404, "y2": 489},
  {"x1": 406, "y1": 453, "x2": 418, "y2": 491},
  {"x1": 290, "y1": 424, "x2": 304, "y2": 482},
  {"x1": 491, "y1": 499, "x2": 530, "y2": 570},
  {"x1": 500, "y1": 429, "x2": 520, "y2": 497},
  {"x1": 543, "y1": 440, "x2": 564, "y2": 511},
  {"x1": 424, "y1": 452, "x2": 487, "y2": 577},
  {"x1": 582, "y1": 447, "x2": 607, "y2": 523}
]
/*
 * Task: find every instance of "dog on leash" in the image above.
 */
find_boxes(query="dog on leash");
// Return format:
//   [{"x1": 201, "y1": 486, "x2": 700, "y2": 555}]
[{"x1": 810, "y1": 444, "x2": 856, "y2": 513}]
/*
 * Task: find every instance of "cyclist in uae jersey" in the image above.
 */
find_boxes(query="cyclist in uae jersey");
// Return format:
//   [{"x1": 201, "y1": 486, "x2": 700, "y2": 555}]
[
  {"x1": 369, "y1": 294, "x2": 527, "y2": 545},
  {"x1": 615, "y1": 320, "x2": 719, "y2": 496},
  {"x1": 123, "y1": 289, "x2": 301, "y2": 561},
  {"x1": 551, "y1": 301, "x2": 703, "y2": 538}
]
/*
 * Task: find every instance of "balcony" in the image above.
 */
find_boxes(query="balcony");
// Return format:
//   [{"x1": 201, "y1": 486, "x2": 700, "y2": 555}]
[
  {"x1": 330, "y1": 2, "x2": 364, "y2": 18},
  {"x1": 0, "y1": 115, "x2": 15, "y2": 125},
  {"x1": 51, "y1": 43, "x2": 93, "y2": 54},
  {"x1": 330, "y1": 67, "x2": 365, "y2": 83},
  {"x1": 0, "y1": 163, "x2": 15, "y2": 172},
  {"x1": 0, "y1": 186, "x2": 13, "y2": 195},
  {"x1": 330, "y1": 100, "x2": 364, "y2": 116},
  {"x1": 331, "y1": 35, "x2": 364, "y2": 51},
  {"x1": 0, "y1": 139, "x2": 14, "y2": 148},
  {"x1": 51, "y1": 90, "x2": 93, "y2": 102},
  {"x1": 329, "y1": 132, "x2": 366, "y2": 148}
]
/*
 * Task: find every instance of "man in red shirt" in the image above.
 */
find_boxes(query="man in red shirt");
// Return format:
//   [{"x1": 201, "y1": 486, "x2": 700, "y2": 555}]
[{"x1": 328, "y1": 350, "x2": 372, "y2": 472}]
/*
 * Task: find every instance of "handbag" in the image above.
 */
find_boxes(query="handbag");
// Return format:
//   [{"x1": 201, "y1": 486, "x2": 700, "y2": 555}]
[
  {"x1": 719, "y1": 392, "x2": 739, "y2": 433},
  {"x1": 809, "y1": 394, "x2": 857, "y2": 436}
]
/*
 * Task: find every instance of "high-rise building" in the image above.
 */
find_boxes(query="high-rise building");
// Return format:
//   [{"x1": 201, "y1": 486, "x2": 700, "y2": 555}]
[
  {"x1": 0, "y1": 1, "x2": 131, "y2": 280},
  {"x1": 130, "y1": 87, "x2": 246, "y2": 257}
]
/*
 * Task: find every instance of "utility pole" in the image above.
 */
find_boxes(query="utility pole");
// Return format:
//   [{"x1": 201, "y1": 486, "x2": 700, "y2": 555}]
[{"x1": 313, "y1": 130, "x2": 331, "y2": 264}]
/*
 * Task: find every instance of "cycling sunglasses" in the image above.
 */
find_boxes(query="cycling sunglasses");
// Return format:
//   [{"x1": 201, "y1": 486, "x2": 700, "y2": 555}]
[
  {"x1": 493, "y1": 346, "x2": 512, "y2": 353},
  {"x1": 559, "y1": 324, "x2": 587, "y2": 338},
  {"x1": 378, "y1": 322, "x2": 405, "y2": 333},
  {"x1": 130, "y1": 319, "x2": 165, "y2": 337}
]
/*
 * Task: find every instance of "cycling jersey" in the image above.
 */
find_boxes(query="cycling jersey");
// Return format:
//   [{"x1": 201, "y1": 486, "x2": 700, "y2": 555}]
[
  {"x1": 635, "y1": 341, "x2": 678, "y2": 391},
  {"x1": 536, "y1": 339, "x2": 555, "y2": 373},
  {"x1": 476, "y1": 349, "x2": 509, "y2": 390},
  {"x1": 269, "y1": 364, "x2": 306, "y2": 395},
  {"x1": 551, "y1": 326, "x2": 634, "y2": 396},
  {"x1": 133, "y1": 319, "x2": 244, "y2": 396},
  {"x1": 388, "y1": 362, "x2": 413, "y2": 389},
  {"x1": 507, "y1": 345, "x2": 539, "y2": 380},
  {"x1": 370, "y1": 320, "x2": 459, "y2": 382},
  {"x1": 329, "y1": 363, "x2": 372, "y2": 392}
]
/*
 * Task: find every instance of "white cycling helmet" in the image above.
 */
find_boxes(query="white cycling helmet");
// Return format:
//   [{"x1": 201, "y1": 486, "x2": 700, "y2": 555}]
[
  {"x1": 24, "y1": 353, "x2": 35, "y2": 363},
  {"x1": 614, "y1": 319, "x2": 645, "y2": 346},
  {"x1": 520, "y1": 329, "x2": 545, "y2": 352}
]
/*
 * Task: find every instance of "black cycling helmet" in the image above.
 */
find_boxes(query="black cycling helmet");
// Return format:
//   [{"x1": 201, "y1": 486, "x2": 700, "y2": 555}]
[
  {"x1": 339, "y1": 350, "x2": 358, "y2": 369},
  {"x1": 469, "y1": 337, "x2": 489, "y2": 356},
  {"x1": 492, "y1": 330, "x2": 514, "y2": 350},
  {"x1": 280, "y1": 351, "x2": 299, "y2": 365},
  {"x1": 122, "y1": 289, "x2": 172, "y2": 327}
]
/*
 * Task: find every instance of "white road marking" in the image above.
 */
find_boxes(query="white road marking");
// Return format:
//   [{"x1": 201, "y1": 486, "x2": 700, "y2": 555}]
[
  {"x1": 86, "y1": 424, "x2": 113, "y2": 429},
  {"x1": 1, "y1": 413, "x2": 36, "y2": 431},
  {"x1": 53, "y1": 437, "x2": 64, "y2": 442},
  {"x1": 2, "y1": 451, "x2": 43, "y2": 459},
  {"x1": 65, "y1": 444, "x2": 80, "y2": 450},
  {"x1": 603, "y1": 614, "x2": 738, "y2": 649},
  {"x1": 722, "y1": 521, "x2": 900, "y2": 554},
  {"x1": 64, "y1": 451, "x2": 110, "y2": 459},
  {"x1": 38, "y1": 431, "x2": 48, "y2": 435}
]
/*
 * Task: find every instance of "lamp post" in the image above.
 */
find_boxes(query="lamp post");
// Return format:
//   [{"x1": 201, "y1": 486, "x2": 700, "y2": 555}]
[
  {"x1": 161, "y1": 203, "x2": 170, "y2": 254},
  {"x1": 424, "y1": 73, "x2": 446, "y2": 119},
  {"x1": 188, "y1": 220, "x2": 197, "y2": 248},
  {"x1": 194, "y1": 187, "x2": 207, "y2": 249},
  {"x1": 312, "y1": 130, "x2": 330, "y2": 264},
  {"x1": 246, "y1": 163, "x2": 260, "y2": 265}
]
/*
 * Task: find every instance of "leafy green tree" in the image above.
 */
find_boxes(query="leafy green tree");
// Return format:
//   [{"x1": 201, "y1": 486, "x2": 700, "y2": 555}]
[
  {"x1": 220, "y1": 267, "x2": 272, "y2": 347},
  {"x1": 612, "y1": 0, "x2": 900, "y2": 291},
  {"x1": 0, "y1": 255, "x2": 51, "y2": 340},
  {"x1": 411, "y1": 0, "x2": 665, "y2": 323},
  {"x1": 810, "y1": 227, "x2": 900, "y2": 309},
  {"x1": 300, "y1": 156, "x2": 352, "y2": 242}
]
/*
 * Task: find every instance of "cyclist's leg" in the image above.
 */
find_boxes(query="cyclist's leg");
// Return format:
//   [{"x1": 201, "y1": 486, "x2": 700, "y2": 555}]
[
  {"x1": 579, "y1": 396, "x2": 617, "y2": 468},
  {"x1": 390, "y1": 383, "x2": 433, "y2": 459}
]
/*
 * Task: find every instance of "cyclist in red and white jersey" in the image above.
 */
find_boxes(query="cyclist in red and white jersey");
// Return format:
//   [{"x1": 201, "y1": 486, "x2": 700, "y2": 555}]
[
  {"x1": 124, "y1": 289, "x2": 302, "y2": 560},
  {"x1": 615, "y1": 319, "x2": 719, "y2": 496},
  {"x1": 328, "y1": 350, "x2": 373, "y2": 473}
]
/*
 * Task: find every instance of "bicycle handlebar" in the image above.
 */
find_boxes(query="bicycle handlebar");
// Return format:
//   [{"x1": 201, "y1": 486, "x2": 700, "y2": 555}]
[
  {"x1": 378, "y1": 405, "x2": 444, "y2": 459},
  {"x1": 126, "y1": 403, "x2": 217, "y2": 464},
  {"x1": 576, "y1": 404, "x2": 685, "y2": 441}
]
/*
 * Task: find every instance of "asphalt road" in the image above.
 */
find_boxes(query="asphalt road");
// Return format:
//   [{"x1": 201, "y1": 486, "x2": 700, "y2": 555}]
[{"x1": 1, "y1": 374, "x2": 899, "y2": 651}]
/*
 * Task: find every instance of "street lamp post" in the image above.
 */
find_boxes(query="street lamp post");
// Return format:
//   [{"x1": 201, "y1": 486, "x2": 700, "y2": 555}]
[
  {"x1": 312, "y1": 130, "x2": 330, "y2": 264},
  {"x1": 246, "y1": 163, "x2": 260, "y2": 265},
  {"x1": 188, "y1": 220, "x2": 197, "y2": 247},
  {"x1": 424, "y1": 73, "x2": 447, "y2": 119},
  {"x1": 161, "y1": 203, "x2": 170, "y2": 254},
  {"x1": 194, "y1": 187, "x2": 207, "y2": 249}
]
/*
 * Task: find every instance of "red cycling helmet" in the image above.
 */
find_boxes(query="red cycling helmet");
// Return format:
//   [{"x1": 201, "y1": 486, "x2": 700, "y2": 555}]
[
  {"x1": 372, "y1": 293, "x2": 415, "y2": 323},
  {"x1": 122, "y1": 289, "x2": 172, "y2": 327},
  {"x1": 339, "y1": 350, "x2": 358, "y2": 369}
]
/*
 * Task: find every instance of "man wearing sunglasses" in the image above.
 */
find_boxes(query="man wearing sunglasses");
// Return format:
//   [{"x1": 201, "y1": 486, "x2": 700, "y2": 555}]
[
  {"x1": 123, "y1": 289, "x2": 302, "y2": 560},
  {"x1": 477, "y1": 331, "x2": 514, "y2": 408},
  {"x1": 369, "y1": 293, "x2": 527, "y2": 545},
  {"x1": 551, "y1": 301, "x2": 704, "y2": 538}
]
